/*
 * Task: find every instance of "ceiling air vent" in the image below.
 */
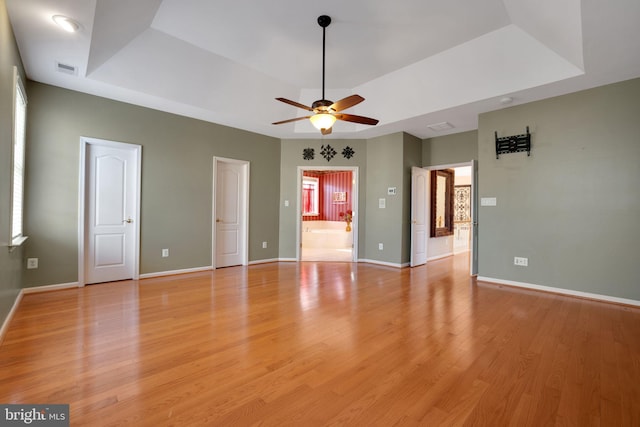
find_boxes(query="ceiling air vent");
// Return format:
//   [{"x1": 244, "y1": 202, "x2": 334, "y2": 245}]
[
  {"x1": 55, "y1": 61, "x2": 78, "y2": 75},
  {"x1": 426, "y1": 121, "x2": 454, "y2": 132}
]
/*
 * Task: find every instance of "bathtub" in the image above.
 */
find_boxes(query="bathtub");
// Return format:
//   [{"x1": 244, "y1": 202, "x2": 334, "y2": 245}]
[{"x1": 302, "y1": 221, "x2": 353, "y2": 249}]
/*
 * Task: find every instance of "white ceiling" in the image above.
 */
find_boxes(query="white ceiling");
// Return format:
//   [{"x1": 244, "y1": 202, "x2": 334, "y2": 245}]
[{"x1": 6, "y1": 0, "x2": 640, "y2": 139}]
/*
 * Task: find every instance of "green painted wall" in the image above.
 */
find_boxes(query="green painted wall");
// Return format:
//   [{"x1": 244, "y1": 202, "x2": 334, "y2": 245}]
[
  {"x1": 364, "y1": 133, "x2": 406, "y2": 264},
  {"x1": 423, "y1": 130, "x2": 478, "y2": 166},
  {"x1": 24, "y1": 82, "x2": 280, "y2": 287},
  {"x1": 278, "y1": 138, "x2": 368, "y2": 259},
  {"x1": 477, "y1": 78, "x2": 640, "y2": 300},
  {"x1": 0, "y1": 0, "x2": 25, "y2": 327}
]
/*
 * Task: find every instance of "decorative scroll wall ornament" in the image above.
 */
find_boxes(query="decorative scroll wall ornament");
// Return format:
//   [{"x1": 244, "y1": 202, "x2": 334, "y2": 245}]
[
  {"x1": 303, "y1": 145, "x2": 354, "y2": 161},
  {"x1": 320, "y1": 144, "x2": 337, "y2": 162},
  {"x1": 454, "y1": 185, "x2": 471, "y2": 222},
  {"x1": 495, "y1": 126, "x2": 531, "y2": 158},
  {"x1": 342, "y1": 146, "x2": 355, "y2": 159},
  {"x1": 303, "y1": 148, "x2": 315, "y2": 160}
]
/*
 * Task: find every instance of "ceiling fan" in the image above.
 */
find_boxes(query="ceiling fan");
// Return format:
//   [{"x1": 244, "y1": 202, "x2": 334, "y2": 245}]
[{"x1": 272, "y1": 15, "x2": 379, "y2": 135}]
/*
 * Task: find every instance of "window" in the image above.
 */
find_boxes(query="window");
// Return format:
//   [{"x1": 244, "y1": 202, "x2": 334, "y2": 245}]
[
  {"x1": 10, "y1": 67, "x2": 27, "y2": 246},
  {"x1": 302, "y1": 176, "x2": 319, "y2": 216}
]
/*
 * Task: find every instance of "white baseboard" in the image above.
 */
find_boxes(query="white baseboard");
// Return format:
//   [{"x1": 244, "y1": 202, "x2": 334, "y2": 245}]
[
  {"x1": 277, "y1": 258, "x2": 298, "y2": 262},
  {"x1": 21, "y1": 282, "x2": 79, "y2": 294},
  {"x1": 477, "y1": 276, "x2": 640, "y2": 307},
  {"x1": 358, "y1": 259, "x2": 408, "y2": 268},
  {"x1": 427, "y1": 252, "x2": 454, "y2": 262},
  {"x1": 0, "y1": 291, "x2": 23, "y2": 345},
  {"x1": 453, "y1": 249, "x2": 470, "y2": 255},
  {"x1": 1, "y1": 281, "x2": 79, "y2": 344},
  {"x1": 249, "y1": 258, "x2": 280, "y2": 265},
  {"x1": 139, "y1": 266, "x2": 213, "y2": 279},
  {"x1": 139, "y1": 260, "x2": 298, "y2": 276}
]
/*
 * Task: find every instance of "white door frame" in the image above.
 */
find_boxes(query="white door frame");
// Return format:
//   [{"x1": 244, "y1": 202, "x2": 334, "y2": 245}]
[
  {"x1": 470, "y1": 159, "x2": 478, "y2": 275},
  {"x1": 78, "y1": 137, "x2": 142, "y2": 287},
  {"x1": 424, "y1": 160, "x2": 477, "y2": 275},
  {"x1": 296, "y1": 166, "x2": 359, "y2": 262},
  {"x1": 212, "y1": 157, "x2": 250, "y2": 269}
]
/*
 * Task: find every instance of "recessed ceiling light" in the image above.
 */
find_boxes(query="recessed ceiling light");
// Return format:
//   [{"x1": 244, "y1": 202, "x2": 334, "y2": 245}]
[
  {"x1": 52, "y1": 15, "x2": 80, "y2": 33},
  {"x1": 500, "y1": 96, "x2": 513, "y2": 105}
]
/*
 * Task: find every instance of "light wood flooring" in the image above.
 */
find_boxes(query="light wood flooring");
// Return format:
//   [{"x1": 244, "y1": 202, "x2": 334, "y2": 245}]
[
  {"x1": 300, "y1": 247, "x2": 353, "y2": 262},
  {"x1": 1, "y1": 254, "x2": 639, "y2": 426}
]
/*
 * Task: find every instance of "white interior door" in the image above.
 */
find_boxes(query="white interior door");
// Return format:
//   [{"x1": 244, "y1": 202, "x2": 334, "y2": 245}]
[
  {"x1": 410, "y1": 167, "x2": 429, "y2": 267},
  {"x1": 84, "y1": 140, "x2": 140, "y2": 284},
  {"x1": 214, "y1": 158, "x2": 248, "y2": 268}
]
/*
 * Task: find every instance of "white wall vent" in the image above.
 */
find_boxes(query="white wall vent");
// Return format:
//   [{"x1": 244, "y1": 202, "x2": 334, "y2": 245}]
[
  {"x1": 55, "y1": 61, "x2": 78, "y2": 75},
  {"x1": 426, "y1": 121, "x2": 454, "y2": 132}
]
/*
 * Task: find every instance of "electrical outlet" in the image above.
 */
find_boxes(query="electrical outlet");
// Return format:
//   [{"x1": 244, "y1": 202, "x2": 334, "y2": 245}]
[
  {"x1": 514, "y1": 256, "x2": 528, "y2": 266},
  {"x1": 162, "y1": 249, "x2": 169, "y2": 258},
  {"x1": 27, "y1": 258, "x2": 38, "y2": 269},
  {"x1": 378, "y1": 243, "x2": 384, "y2": 251},
  {"x1": 262, "y1": 241, "x2": 267, "y2": 249}
]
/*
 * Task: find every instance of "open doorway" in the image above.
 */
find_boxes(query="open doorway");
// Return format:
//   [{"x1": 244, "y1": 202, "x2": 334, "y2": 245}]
[
  {"x1": 453, "y1": 166, "x2": 472, "y2": 255},
  {"x1": 412, "y1": 160, "x2": 477, "y2": 275},
  {"x1": 297, "y1": 167, "x2": 358, "y2": 262}
]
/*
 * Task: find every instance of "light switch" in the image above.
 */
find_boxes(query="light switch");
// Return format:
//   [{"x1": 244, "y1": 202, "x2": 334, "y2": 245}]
[
  {"x1": 379, "y1": 198, "x2": 386, "y2": 208},
  {"x1": 481, "y1": 197, "x2": 497, "y2": 206}
]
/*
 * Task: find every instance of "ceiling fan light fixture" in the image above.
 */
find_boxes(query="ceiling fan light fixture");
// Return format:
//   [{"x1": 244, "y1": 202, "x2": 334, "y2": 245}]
[
  {"x1": 310, "y1": 113, "x2": 336, "y2": 131},
  {"x1": 272, "y1": 15, "x2": 378, "y2": 133},
  {"x1": 52, "y1": 15, "x2": 80, "y2": 33}
]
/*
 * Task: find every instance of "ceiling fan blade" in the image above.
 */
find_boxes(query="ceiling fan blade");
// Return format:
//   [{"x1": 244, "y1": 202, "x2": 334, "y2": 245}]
[
  {"x1": 275, "y1": 98, "x2": 313, "y2": 111},
  {"x1": 334, "y1": 113, "x2": 379, "y2": 126},
  {"x1": 330, "y1": 94, "x2": 364, "y2": 112},
  {"x1": 321, "y1": 127, "x2": 333, "y2": 135},
  {"x1": 272, "y1": 116, "x2": 311, "y2": 125}
]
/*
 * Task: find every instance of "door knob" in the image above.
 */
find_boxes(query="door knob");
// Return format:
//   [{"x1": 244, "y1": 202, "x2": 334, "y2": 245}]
[
  {"x1": 123, "y1": 218, "x2": 133, "y2": 224},
  {"x1": 216, "y1": 219, "x2": 221, "y2": 223}
]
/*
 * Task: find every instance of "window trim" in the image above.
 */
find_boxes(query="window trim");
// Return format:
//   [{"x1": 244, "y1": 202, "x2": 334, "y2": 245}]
[
  {"x1": 302, "y1": 176, "x2": 319, "y2": 216},
  {"x1": 9, "y1": 66, "x2": 28, "y2": 248}
]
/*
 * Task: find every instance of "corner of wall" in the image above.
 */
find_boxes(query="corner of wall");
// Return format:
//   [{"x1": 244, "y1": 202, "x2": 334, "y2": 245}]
[{"x1": 0, "y1": 0, "x2": 27, "y2": 332}]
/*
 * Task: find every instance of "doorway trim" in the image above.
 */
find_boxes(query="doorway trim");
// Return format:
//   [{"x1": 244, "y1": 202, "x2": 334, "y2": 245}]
[
  {"x1": 212, "y1": 157, "x2": 250, "y2": 269},
  {"x1": 296, "y1": 166, "x2": 359, "y2": 262},
  {"x1": 424, "y1": 160, "x2": 477, "y2": 275},
  {"x1": 78, "y1": 137, "x2": 142, "y2": 287}
]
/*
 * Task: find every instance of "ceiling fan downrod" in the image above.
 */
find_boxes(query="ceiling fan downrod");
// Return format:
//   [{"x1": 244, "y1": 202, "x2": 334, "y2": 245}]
[{"x1": 318, "y1": 15, "x2": 331, "y2": 103}]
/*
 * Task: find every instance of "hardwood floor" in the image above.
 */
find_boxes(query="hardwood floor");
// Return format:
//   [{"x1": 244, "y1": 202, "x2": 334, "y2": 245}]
[{"x1": 1, "y1": 255, "x2": 639, "y2": 426}]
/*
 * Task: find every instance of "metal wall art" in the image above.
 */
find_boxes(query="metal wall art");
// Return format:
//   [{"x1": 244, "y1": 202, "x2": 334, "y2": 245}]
[
  {"x1": 302, "y1": 145, "x2": 356, "y2": 161},
  {"x1": 342, "y1": 146, "x2": 355, "y2": 159},
  {"x1": 320, "y1": 144, "x2": 337, "y2": 161},
  {"x1": 303, "y1": 148, "x2": 315, "y2": 160},
  {"x1": 454, "y1": 185, "x2": 471, "y2": 222}
]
